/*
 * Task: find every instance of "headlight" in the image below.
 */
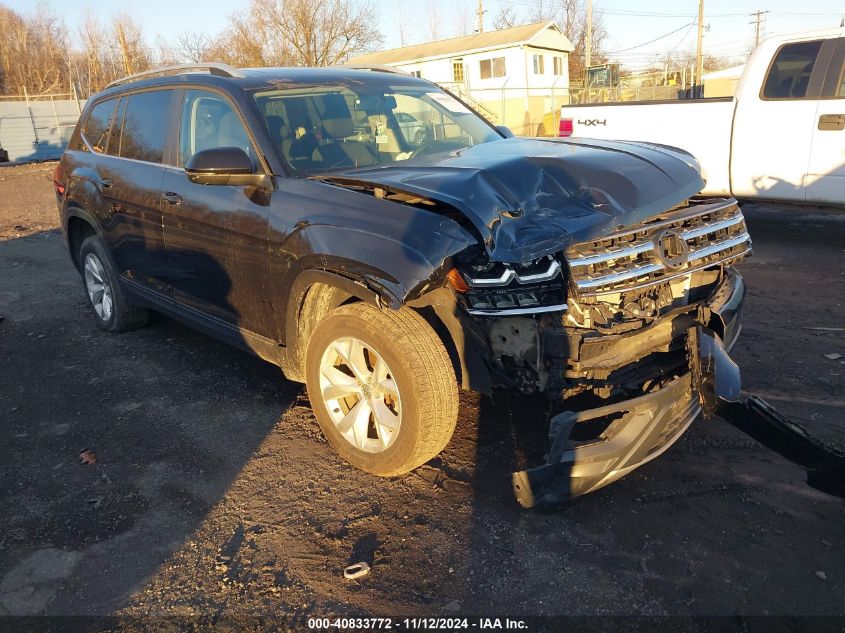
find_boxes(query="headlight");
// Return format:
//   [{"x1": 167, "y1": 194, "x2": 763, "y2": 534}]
[{"x1": 448, "y1": 256, "x2": 567, "y2": 316}]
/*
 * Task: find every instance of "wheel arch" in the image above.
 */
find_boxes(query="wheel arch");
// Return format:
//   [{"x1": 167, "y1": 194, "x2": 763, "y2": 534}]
[
  {"x1": 281, "y1": 269, "x2": 383, "y2": 382},
  {"x1": 64, "y1": 207, "x2": 99, "y2": 270}
]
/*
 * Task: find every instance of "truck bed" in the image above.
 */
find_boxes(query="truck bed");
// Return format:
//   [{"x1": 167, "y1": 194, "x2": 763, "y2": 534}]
[{"x1": 563, "y1": 97, "x2": 736, "y2": 197}]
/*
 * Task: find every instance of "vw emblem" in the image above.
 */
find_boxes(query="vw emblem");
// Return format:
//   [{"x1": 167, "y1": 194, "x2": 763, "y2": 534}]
[{"x1": 653, "y1": 229, "x2": 689, "y2": 269}]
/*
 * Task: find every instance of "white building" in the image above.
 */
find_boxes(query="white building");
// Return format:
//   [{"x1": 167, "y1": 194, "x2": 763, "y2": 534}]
[{"x1": 348, "y1": 22, "x2": 574, "y2": 136}]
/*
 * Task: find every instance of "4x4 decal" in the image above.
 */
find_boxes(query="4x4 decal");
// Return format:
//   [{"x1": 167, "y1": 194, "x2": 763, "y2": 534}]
[{"x1": 577, "y1": 118, "x2": 607, "y2": 127}]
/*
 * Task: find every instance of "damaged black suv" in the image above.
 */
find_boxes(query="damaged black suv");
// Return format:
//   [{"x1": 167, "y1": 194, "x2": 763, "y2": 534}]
[{"x1": 55, "y1": 63, "x2": 750, "y2": 504}]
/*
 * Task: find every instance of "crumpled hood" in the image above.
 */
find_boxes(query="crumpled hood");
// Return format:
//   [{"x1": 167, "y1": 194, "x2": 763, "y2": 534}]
[{"x1": 325, "y1": 136, "x2": 705, "y2": 263}]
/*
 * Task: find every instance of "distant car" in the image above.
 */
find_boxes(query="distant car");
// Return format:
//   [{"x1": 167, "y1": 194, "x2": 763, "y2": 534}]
[
  {"x1": 394, "y1": 111, "x2": 426, "y2": 144},
  {"x1": 54, "y1": 63, "x2": 749, "y2": 504}
]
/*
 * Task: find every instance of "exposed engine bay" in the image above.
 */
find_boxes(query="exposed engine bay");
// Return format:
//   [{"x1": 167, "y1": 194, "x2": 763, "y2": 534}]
[{"x1": 451, "y1": 197, "x2": 750, "y2": 411}]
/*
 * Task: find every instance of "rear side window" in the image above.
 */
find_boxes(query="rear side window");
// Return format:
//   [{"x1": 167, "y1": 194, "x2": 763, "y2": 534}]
[
  {"x1": 82, "y1": 99, "x2": 118, "y2": 153},
  {"x1": 762, "y1": 41, "x2": 822, "y2": 99},
  {"x1": 119, "y1": 90, "x2": 174, "y2": 163}
]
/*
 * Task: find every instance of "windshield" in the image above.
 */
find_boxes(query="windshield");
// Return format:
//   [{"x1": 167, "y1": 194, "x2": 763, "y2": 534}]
[{"x1": 252, "y1": 84, "x2": 502, "y2": 175}]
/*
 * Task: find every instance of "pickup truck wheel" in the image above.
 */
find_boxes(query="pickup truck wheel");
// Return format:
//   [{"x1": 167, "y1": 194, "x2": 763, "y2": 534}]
[
  {"x1": 305, "y1": 303, "x2": 459, "y2": 476},
  {"x1": 79, "y1": 236, "x2": 149, "y2": 332}
]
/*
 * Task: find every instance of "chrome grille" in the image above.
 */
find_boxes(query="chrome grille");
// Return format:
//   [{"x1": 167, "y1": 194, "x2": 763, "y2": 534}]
[{"x1": 565, "y1": 199, "x2": 751, "y2": 296}]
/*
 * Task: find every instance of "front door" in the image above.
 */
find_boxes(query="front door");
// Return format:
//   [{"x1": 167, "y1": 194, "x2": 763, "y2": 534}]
[
  {"x1": 730, "y1": 39, "x2": 829, "y2": 202},
  {"x1": 806, "y1": 37, "x2": 845, "y2": 204},
  {"x1": 162, "y1": 88, "x2": 274, "y2": 339}
]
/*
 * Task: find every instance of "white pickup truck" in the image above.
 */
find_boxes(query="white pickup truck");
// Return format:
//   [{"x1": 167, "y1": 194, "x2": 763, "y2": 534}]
[{"x1": 559, "y1": 27, "x2": 845, "y2": 205}]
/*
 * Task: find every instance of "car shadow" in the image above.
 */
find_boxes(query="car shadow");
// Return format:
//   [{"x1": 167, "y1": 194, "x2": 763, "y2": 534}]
[{"x1": 0, "y1": 229, "x2": 302, "y2": 615}]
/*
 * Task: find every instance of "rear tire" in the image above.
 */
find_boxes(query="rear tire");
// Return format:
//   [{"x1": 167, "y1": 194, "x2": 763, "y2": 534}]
[
  {"x1": 79, "y1": 236, "x2": 149, "y2": 332},
  {"x1": 305, "y1": 303, "x2": 459, "y2": 476}
]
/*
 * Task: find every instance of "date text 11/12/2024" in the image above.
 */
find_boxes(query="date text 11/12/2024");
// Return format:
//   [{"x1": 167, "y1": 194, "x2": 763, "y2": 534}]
[{"x1": 307, "y1": 617, "x2": 529, "y2": 630}]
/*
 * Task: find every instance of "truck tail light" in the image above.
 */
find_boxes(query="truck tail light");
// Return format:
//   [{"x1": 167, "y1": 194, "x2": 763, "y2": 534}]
[
  {"x1": 558, "y1": 118, "x2": 573, "y2": 137},
  {"x1": 53, "y1": 163, "x2": 65, "y2": 197}
]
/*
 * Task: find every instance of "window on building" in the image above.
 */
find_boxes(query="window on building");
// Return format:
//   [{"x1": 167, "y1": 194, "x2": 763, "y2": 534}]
[
  {"x1": 118, "y1": 90, "x2": 175, "y2": 163},
  {"x1": 553, "y1": 56, "x2": 565, "y2": 76},
  {"x1": 761, "y1": 40, "x2": 822, "y2": 99},
  {"x1": 410, "y1": 70, "x2": 421, "y2": 78},
  {"x1": 533, "y1": 54, "x2": 545, "y2": 74},
  {"x1": 82, "y1": 98, "x2": 118, "y2": 154},
  {"x1": 480, "y1": 57, "x2": 506, "y2": 79},
  {"x1": 452, "y1": 59, "x2": 465, "y2": 83}
]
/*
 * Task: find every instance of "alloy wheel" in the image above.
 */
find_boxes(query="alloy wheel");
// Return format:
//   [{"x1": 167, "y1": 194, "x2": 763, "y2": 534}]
[{"x1": 318, "y1": 336, "x2": 402, "y2": 453}]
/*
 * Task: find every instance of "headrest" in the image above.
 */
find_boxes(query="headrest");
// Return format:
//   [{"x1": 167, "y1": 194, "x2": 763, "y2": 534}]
[
  {"x1": 266, "y1": 115, "x2": 290, "y2": 140},
  {"x1": 322, "y1": 117, "x2": 354, "y2": 139}
]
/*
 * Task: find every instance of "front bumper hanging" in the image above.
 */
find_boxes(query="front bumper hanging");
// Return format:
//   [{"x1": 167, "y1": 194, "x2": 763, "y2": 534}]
[
  {"x1": 512, "y1": 324, "x2": 845, "y2": 508},
  {"x1": 512, "y1": 327, "x2": 738, "y2": 508}
]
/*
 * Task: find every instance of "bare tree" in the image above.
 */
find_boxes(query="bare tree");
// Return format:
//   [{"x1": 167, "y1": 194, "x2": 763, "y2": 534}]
[
  {"x1": 0, "y1": 0, "x2": 385, "y2": 98},
  {"x1": 493, "y1": 5, "x2": 521, "y2": 30},
  {"x1": 205, "y1": 7, "x2": 287, "y2": 67},
  {"x1": 426, "y1": 0, "x2": 442, "y2": 41},
  {"x1": 250, "y1": 0, "x2": 383, "y2": 66},
  {"x1": 454, "y1": 6, "x2": 473, "y2": 37},
  {"x1": 175, "y1": 31, "x2": 211, "y2": 63},
  {"x1": 111, "y1": 12, "x2": 150, "y2": 76},
  {"x1": 0, "y1": 5, "x2": 69, "y2": 95},
  {"x1": 155, "y1": 35, "x2": 180, "y2": 66},
  {"x1": 395, "y1": 0, "x2": 411, "y2": 47},
  {"x1": 76, "y1": 13, "x2": 110, "y2": 96}
]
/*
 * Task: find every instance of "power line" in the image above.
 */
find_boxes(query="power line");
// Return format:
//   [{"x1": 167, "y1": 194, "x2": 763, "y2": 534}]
[{"x1": 607, "y1": 22, "x2": 694, "y2": 54}]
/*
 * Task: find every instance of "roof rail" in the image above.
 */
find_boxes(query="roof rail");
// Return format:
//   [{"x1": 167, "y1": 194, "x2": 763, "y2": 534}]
[
  {"x1": 105, "y1": 63, "x2": 245, "y2": 89},
  {"x1": 342, "y1": 64, "x2": 409, "y2": 76}
]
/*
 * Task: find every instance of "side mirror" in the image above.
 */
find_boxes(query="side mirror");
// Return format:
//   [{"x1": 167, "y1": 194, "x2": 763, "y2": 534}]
[
  {"x1": 185, "y1": 147, "x2": 271, "y2": 187},
  {"x1": 496, "y1": 125, "x2": 514, "y2": 138}
]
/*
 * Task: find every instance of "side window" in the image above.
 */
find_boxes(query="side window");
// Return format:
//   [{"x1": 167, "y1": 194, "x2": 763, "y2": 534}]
[
  {"x1": 762, "y1": 40, "x2": 822, "y2": 99},
  {"x1": 179, "y1": 89, "x2": 255, "y2": 168},
  {"x1": 833, "y1": 39, "x2": 845, "y2": 97},
  {"x1": 82, "y1": 98, "x2": 118, "y2": 154},
  {"x1": 106, "y1": 98, "x2": 126, "y2": 156},
  {"x1": 119, "y1": 90, "x2": 174, "y2": 163}
]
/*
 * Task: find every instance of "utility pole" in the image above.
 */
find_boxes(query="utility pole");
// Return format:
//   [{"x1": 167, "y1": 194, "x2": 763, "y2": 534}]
[
  {"x1": 695, "y1": 0, "x2": 704, "y2": 98},
  {"x1": 749, "y1": 10, "x2": 769, "y2": 47},
  {"x1": 476, "y1": 0, "x2": 484, "y2": 33},
  {"x1": 585, "y1": 0, "x2": 593, "y2": 69}
]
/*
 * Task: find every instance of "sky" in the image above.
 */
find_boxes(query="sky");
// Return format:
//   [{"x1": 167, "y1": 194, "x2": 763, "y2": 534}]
[{"x1": 7, "y1": 0, "x2": 845, "y2": 70}]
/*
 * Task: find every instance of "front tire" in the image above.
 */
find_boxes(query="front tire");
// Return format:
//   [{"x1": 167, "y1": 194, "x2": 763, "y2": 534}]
[
  {"x1": 79, "y1": 236, "x2": 149, "y2": 332},
  {"x1": 305, "y1": 303, "x2": 459, "y2": 476}
]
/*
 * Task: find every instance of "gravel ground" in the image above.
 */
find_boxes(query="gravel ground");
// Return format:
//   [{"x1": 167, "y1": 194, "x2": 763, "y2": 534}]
[{"x1": 0, "y1": 162, "x2": 843, "y2": 623}]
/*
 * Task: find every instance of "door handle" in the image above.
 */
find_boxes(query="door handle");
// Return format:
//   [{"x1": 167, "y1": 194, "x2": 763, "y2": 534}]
[
  {"x1": 162, "y1": 191, "x2": 182, "y2": 205},
  {"x1": 818, "y1": 114, "x2": 845, "y2": 131},
  {"x1": 99, "y1": 178, "x2": 113, "y2": 188}
]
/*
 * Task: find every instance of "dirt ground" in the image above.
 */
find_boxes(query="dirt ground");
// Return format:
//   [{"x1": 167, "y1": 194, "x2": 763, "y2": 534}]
[{"x1": 0, "y1": 162, "x2": 843, "y2": 625}]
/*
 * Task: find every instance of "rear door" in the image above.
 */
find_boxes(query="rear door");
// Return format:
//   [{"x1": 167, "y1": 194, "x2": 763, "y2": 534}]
[
  {"x1": 161, "y1": 88, "x2": 275, "y2": 339},
  {"x1": 102, "y1": 88, "x2": 177, "y2": 293},
  {"x1": 730, "y1": 39, "x2": 831, "y2": 201},
  {"x1": 806, "y1": 37, "x2": 845, "y2": 204}
]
